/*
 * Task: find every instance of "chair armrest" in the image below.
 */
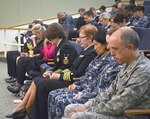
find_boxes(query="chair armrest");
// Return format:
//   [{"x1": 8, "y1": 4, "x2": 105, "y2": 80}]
[
  {"x1": 47, "y1": 58, "x2": 54, "y2": 65},
  {"x1": 47, "y1": 62, "x2": 55, "y2": 65},
  {"x1": 124, "y1": 109, "x2": 150, "y2": 115},
  {"x1": 146, "y1": 54, "x2": 150, "y2": 58},
  {"x1": 142, "y1": 50, "x2": 150, "y2": 59}
]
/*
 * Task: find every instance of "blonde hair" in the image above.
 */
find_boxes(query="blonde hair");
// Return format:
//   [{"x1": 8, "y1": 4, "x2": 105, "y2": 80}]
[
  {"x1": 99, "y1": 12, "x2": 111, "y2": 20},
  {"x1": 32, "y1": 24, "x2": 46, "y2": 35}
]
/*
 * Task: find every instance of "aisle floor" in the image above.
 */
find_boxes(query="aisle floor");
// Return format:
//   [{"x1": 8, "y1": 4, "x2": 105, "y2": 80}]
[{"x1": 0, "y1": 59, "x2": 18, "y2": 119}]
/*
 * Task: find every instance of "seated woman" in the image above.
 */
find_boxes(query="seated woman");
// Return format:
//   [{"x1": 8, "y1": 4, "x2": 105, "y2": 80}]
[
  {"x1": 5, "y1": 19, "x2": 45, "y2": 83},
  {"x1": 47, "y1": 30, "x2": 122, "y2": 119},
  {"x1": 5, "y1": 23, "x2": 98, "y2": 119},
  {"x1": 7, "y1": 24, "x2": 55, "y2": 94}
]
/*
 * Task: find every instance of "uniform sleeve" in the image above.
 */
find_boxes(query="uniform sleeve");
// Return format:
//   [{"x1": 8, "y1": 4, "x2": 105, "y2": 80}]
[
  {"x1": 140, "y1": 16, "x2": 150, "y2": 28},
  {"x1": 73, "y1": 51, "x2": 96, "y2": 78},
  {"x1": 92, "y1": 72, "x2": 150, "y2": 115},
  {"x1": 81, "y1": 63, "x2": 121, "y2": 100},
  {"x1": 84, "y1": 71, "x2": 118, "y2": 109},
  {"x1": 59, "y1": 69, "x2": 72, "y2": 81}
]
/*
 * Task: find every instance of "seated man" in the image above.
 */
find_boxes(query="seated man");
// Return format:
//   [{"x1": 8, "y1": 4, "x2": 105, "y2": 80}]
[
  {"x1": 89, "y1": 7, "x2": 99, "y2": 23},
  {"x1": 83, "y1": 10, "x2": 104, "y2": 31},
  {"x1": 99, "y1": 5, "x2": 106, "y2": 15},
  {"x1": 131, "y1": 5, "x2": 150, "y2": 28},
  {"x1": 47, "y1": 30, "x2": 122, "y2": 119},
  {"x1": 57, "y1": 12, "x2": 75, "y2": 36},
  {"x1": 75, "y1": 8, "x2": 86, "y2": 30},
  {"x1": 117, "y1": 3, "x2": 126, "y2": 13},
  {"x1": 64, "y1": 27, "x2": 150, "y2": 119}
]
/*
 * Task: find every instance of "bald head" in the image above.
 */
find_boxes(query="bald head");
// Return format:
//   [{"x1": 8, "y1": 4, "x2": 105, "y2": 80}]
[
  {"x1": 117, "y1": 3, "x2": 125, "y2": 11},
  {"x1": 57, "y1": 12, "x2": 65, "y2": 20},
  {"x1": 57, "y1": 12, "x2": 65, "y2": 16}
]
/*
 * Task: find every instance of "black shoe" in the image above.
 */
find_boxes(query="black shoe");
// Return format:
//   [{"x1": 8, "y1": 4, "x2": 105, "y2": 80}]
[
  {"x1": 5, "y1": 78, "x2": 17, "y2": 83},
  {"x1": 10, "y1": 82, "x2": 18, "y2": 87},
  {"x1": 5, "y1": 77, "x2": 13, "y2": 82},
  {"x1": 7, "y1": 83, "x2": 22, "y2": 94},
  {"x1": 5, "y1": 108, "x2": 27, "y2": 118}
]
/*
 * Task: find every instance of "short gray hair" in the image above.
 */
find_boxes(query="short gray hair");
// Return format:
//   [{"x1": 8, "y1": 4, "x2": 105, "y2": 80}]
[{"x1": 119, "y1": 27, "x2": 140, "y2": 49}]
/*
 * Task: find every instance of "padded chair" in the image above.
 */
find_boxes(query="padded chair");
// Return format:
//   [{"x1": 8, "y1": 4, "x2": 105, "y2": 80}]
[
  {"x1": 143, "y1": 50, "x2": 150, "y2": 59},
  {"x1": 134, "y1": 27, "x2": 150, "y2": 50},
  {"x1": 69, "y1": 40, "x2": 83, "y2": 55}
]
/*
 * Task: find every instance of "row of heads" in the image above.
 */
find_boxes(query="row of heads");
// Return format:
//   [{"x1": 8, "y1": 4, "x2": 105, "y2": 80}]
[
  {"x1": 31, "y1": 4, "x2": 144, "y2": 28},
  {"x1": 31, "y1": 12, "x2": 131, "y2": 34},
  {"x1": 32, "y1": 23, "x2": 140, "y2": 49}
]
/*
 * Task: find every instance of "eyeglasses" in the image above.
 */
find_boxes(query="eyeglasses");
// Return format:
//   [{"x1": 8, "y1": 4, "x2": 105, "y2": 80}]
[
  {"x1": 78, "y1": 36, "x2": 87, "y2": 39},
  {"x1": 110, "y1": 20, "x2": 114, "y2": 23}
]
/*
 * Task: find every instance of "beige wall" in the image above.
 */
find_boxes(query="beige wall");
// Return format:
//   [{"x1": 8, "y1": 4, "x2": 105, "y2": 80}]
[{"x1": 0, "y1": 0, "x2": 113, "y2": 28}]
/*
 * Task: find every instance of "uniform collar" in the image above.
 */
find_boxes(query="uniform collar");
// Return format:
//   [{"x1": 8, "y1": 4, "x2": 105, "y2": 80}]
[
  {"x1": 56, "y1": 39, "x2": 62, "y2": 47},
  {"x1": 119, "y1": 52, "x2": 144, "y2": 77}
]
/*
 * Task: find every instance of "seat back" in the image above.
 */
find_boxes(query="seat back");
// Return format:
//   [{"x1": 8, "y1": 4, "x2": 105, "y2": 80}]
[
  {"x1": 134, "y1": 27, "x2": 150, "y2": 50},
  {"x1": 69, "y1": 41, "x2": 83, "y2": 55},
  {"x1": 143, "y1": 50, "x2": 150, "y2": 59}
]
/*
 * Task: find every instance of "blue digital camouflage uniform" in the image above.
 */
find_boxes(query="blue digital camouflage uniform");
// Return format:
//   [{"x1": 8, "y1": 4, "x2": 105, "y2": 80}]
[
  {"x1": 48, "y1": 53, "x2": 122, "y2": 119},
  {"x1": 64, "y1": 53, "x2": 150, "y2": 119},
  {"x1": 132, "y1": 15, "x2": 150, "y2": 28}
]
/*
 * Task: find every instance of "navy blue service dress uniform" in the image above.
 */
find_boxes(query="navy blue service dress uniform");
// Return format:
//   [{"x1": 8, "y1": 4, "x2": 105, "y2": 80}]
[{"x1": 31, "y1": 40, "x2": 96, "y2": 119}]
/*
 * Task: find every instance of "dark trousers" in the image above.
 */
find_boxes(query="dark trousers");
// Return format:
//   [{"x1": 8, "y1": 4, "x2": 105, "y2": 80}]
[
  {"x1": 6, "y1": 51, "x2": 20, "y2": 78},
  {"x1": 31, "y1": 76, "x2": 72, "y2": 119},
  {"x1": 16, "y1": 56, "x2": 44, "y2": 85}
]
